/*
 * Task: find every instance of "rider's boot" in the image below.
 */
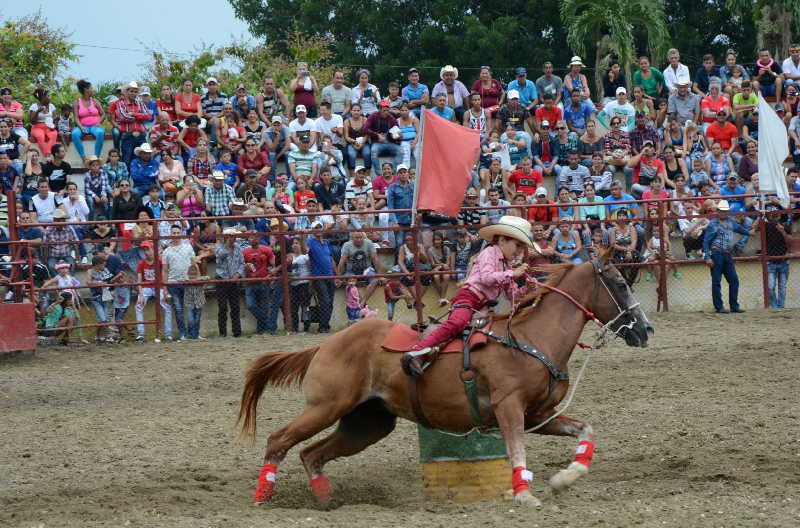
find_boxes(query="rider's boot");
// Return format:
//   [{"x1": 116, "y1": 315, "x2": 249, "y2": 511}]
[{"x1": 401, "y1": 347, "x2": 432, "y2": 377}]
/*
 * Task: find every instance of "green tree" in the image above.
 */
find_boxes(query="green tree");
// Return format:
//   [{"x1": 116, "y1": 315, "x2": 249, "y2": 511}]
[
  {"x1": 726, "y1": 1, "x2": 800, "y2": 60},
  {"x1": 0, "y1": 10, "x2": 77, "y2": 100},
  {"x1": 560, "y1": 0, "x2": 669, "y2": 96}
]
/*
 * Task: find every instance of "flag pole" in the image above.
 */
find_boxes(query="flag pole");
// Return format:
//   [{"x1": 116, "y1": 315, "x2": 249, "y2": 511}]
[{"x1": 411, "y1": 108, "x2": 426, "y2": 228}]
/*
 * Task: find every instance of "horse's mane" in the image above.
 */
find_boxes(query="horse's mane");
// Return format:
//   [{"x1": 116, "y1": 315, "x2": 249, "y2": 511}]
[{"x1": 494, "y1": 262, "x2": 574, "y2": 320}]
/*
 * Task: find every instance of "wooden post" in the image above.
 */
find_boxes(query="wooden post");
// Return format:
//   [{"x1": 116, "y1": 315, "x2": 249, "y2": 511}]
[{"x1": 418, "y1": 425, "x2": 510, "y2": 503}]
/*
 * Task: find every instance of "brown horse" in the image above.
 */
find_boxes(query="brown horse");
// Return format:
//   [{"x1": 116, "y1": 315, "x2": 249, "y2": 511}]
[{"x1": 238, "y1": 256, "x2": 653, "y2": 507}]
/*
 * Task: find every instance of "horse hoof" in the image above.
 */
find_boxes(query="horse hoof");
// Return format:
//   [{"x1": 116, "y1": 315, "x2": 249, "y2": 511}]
[
  {"x1": 549, "y1": 462, "x2": 588, "y2": 491},
  {"x1": 310, "y1": 475, "x2": 332, "y2": 504},
  {"x1": 514, "y1": 490, "x2": 542, "y2": 508}
]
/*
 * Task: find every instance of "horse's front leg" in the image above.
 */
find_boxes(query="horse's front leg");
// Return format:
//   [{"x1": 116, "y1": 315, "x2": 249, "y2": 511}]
[
  {"x1": 529, "y1": 414, "x2": 595, "y2": 491},
  {"x1": 493, "y1": 396, "x2": 542, "y2": 507}
]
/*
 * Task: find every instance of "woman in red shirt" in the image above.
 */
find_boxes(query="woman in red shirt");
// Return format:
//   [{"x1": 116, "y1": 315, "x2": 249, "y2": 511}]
[
  {"x1": 289, "y1": 62, "x2": 319, "y2": 118},
  {"x1": 175, "y1": 78, "x2": 202, "y2": 122},
  {"x1": 157, "y1": 85, "x2": 178, "y2": 123},
  {"x1": 471, "y1": 66, "x2": 504, "y2": 115},
  {"x1": 237, "y1": 139, "x2": 271, "y2": 185}
]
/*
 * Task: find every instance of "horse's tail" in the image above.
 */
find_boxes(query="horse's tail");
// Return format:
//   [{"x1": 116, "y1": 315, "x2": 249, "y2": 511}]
[{"x1": 237, "y1": 346, "x2": 320, "y2": 442}]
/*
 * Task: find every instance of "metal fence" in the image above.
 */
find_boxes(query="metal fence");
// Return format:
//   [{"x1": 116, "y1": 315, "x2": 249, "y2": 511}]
[{"x1": 2, "y1": 193, "x2": 798, "y2": 342}]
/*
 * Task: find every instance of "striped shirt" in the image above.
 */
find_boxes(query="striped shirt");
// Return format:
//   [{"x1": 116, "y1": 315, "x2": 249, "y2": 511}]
[
  {"x1": 201, "y1": 92, "x2": 228, "y2": 116},
  {"x1": 115, "y1": 97, "x2": 152, "y2": 133},
  {"x1": 288, "y1": 149, "x2": 316, "y2": 177}
]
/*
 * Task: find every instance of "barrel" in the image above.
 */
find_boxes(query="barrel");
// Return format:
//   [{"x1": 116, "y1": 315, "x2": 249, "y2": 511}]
[{"x1": 417, "y1": 425, "x2": 510, "y2": 503}]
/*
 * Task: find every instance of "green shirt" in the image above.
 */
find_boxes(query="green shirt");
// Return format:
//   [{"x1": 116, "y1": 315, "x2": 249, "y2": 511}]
[
  {"x1": 732, "y1": 92, "x2": 758, "y2": 108},
  {"x1": 633, "y1": 69, "x2": 665, "y2": 97}
]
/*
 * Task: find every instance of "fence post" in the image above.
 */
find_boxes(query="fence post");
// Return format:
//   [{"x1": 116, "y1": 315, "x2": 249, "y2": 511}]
[
  {"x1": 280, "y1": 235, "x2": 292, "y2": 332},
  {"x1": 26, "y1": 244, "x2": 36, "y2": 305},
  {"x1": 657, "y1": 199, "x2": 669, "y2": 312},
  {"x1": 758, "y1": 212, "x2": 770, "y2": 308},
  {"x1": 412, "y1": 214, "x2": 424, "y2": 329},
  {"x1": 152, "y1": 220, "x2": 163, "y2": 339}
]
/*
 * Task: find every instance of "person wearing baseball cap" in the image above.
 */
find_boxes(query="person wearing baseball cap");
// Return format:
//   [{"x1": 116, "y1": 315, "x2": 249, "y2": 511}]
[
  {"x1": 232, "y1": 83, "x2": 256, "y2": 118},
  {"x1": 702, "y1": 198, "x2": 751, "y2": 313},
  {"x1": 365, "y1": 97, "x2": 402, "y2": 175},
  {"x1": 506, "y1": 66, "x2": 538, "y2": 111},
  {"x1": 288, "y1": 103, "x2": 317, "y2": 149},
  {"x1": 401, "y1": 216, "x2": 533, "y2": 377},
  {"x1": 134, "y1": 238, "x2": 173, "y2": 342},
  {"x1": 601, "y1": 84, "x2": 636, "y2": 132},
  {"x1": 200, "y1": 76, "x2": 227, "y2": 148}
]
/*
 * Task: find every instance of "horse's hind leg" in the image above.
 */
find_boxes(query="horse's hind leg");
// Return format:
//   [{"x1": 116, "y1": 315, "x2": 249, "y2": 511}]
[
  {"x1": 530, "y1": 414, "x2": 595, "y2": 491},
  {"x1": 299, "y1": 399, "x2": 397, "y2": 505},
  {"x1": 254, "y1": 402, "x2": 344, "y2": 504}
]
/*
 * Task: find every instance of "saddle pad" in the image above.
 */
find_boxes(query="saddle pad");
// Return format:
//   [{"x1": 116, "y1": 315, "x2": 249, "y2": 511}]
[{"x1": 381, "y1": 322, "x2": 490, "y2": 353}]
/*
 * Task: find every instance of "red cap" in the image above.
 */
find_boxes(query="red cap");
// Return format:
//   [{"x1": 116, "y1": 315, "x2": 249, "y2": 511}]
[
  {"x1": 141, "y1": 240, "x2": 154, "y2": 248},
  {"x1": 378, "y1": 99, "x2": 390, "y2": 107}
]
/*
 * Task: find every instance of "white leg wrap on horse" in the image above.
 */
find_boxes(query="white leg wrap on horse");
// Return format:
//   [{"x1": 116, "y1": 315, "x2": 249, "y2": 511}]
[{"x1": 549, "y1": 461, "x2": 589, "y2": 490}]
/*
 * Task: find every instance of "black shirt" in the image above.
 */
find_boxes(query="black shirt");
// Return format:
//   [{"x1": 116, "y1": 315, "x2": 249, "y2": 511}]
[
  {"x1": 312, "y1": 181, "x2": 344, "y2": 210},
  {"x1": 42, "y1": 160, "x2": 72, "y2": 193},
  {"x1": 0, "y1": 132, "x2": 22, "y2": 160},
  {"x1": 603, "y1": 73, "x2": 627, "y2": 99},
  {"x1": 765, "y1": 220, "x2": 790, "y2": 257},
  {"x1": 111, "y1": 193, "x2": 140, "y2": 220}
]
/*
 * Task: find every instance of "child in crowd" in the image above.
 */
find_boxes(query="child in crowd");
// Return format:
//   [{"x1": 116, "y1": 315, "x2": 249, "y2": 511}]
[
  {"x1": 184, "y1": 263, "x2": 206, "y2": 339},
  {"x1": 271, "y1": 179, "x2": 293, "y2": 209},
  {"x1": 384, "y1": 273, "x2": 414, "y2": 321},
  {"x1": 87, "y1": 255, "x2": 114, "y2": 343},
  {"x1": 688, "y1": 156, "x2": 711, "y2": 192},
  {"x1": 215, "y1": 149, "x2": 239, "y2": 187},
  {"x1": 294, "y1": 177, "x2": 316, "y2": 212},
  {"x1": 585, "y1": 227, "x2": 609, "y2": 259},
  {"x1": 345, "y1": 277, "x2": 362, "y2": 325},
  {"x1": 42, "y1": 261, "x2": 82, "y2": 308},
  {"x1": 55, "y1": 104, "x2": 73, "y2": 147},
  {"x1": 112, "y1": 266, "x2": 132, "y2": 341},
  {"x1": 0, "y1": 152, "x2": 18, "y2": 193},
  {"x1": 43, "y1": 291, "x2": 81, "y2": 345},
  {"x1": 644, "y1": 216, "x2": 680, "y2": 281}
]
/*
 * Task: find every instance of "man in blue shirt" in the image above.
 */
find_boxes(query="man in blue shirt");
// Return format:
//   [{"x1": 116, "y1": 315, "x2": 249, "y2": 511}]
[
  {"x1": 506, "y1": 67, "x2": 538, "y2": 111},
  {"x1": 431, "y1": 94, "x2": 454, "y2": 121},
  {"x1": 387, "y1": 165, "x2": 414, "y2": 246},
  {"x1": 703, "y1": 200, "x2": 753, "y2": 313},
  {"x1": 563, "y1": 89, "x2": 596, "y2": 134},
  {"x1": 718, "y1": 174, "x2": 752, "y2": 252},
  {"x1": 401, "y1": 68, "x2": 429, "y2": 118},
  {"x1": 603, "y1": 181, "x2": 637, "y2": 218},
  {"x1": 130, "y1": 143, "x2": 161, "y2": 197},
  {"x1": 306, "y1": 227, "x2": 335, "y2": 333}
]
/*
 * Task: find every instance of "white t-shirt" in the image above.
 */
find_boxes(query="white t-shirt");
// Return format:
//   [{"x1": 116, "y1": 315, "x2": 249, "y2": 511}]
[
  {"x1": 314, "y1": 114, "x2": 344, "y2": 145},
  {"x1": 351, "y1": 84, "x2": 380, "y2": 116},
  {"x1": 289, "y1": 117, "x2": 316, "y2": 135},
  {"x1": 783, "y1": 57, "x2": 800, "y2": 80},
  {"x1": 602, "y1": 101, "x2": 637, "y2": 132},
  {"x1": 29, "y1": 102, "x2": 55, "y2": 128},
  {"x1": 30, "y1": 192, "x2": 62, "y2": 222},
  {"x1": 321, "y1": 85, "x2": 352, "y2": 114}
]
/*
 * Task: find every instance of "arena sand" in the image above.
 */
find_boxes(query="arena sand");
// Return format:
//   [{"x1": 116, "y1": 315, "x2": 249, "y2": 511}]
[{"x1": 1, "y1": 310, "x2": 799, "y2": 528}]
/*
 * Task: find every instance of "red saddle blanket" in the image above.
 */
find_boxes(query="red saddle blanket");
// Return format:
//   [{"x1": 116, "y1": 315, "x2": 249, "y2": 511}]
[{"x1": 381, "y1": 321, "x2": 491, "y2": 353}]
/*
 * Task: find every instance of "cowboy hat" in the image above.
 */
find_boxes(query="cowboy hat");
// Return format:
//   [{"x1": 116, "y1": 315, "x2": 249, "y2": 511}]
[
  {"x1": 440, "y1": 65, "x2": 459, "y2": 79},
  {"x1": 52, "y1": 209, "x2": 68, "y2": 220},
  {"x1": 134, "y1": 143, "x2": 154, "y2": 155},
  {"x1": 716, "y1": 199, "x2": 731, "y2": 211},
  {"x1": 479, "y1": 216, "x2": 533, "y2": 247},
  {"x1": 568, "y1": 56, "x2": 586, "y2": 67}
]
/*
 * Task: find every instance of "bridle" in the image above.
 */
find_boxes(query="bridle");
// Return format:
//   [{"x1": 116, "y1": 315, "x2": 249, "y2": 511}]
[{"x1": 514, "y1": 258, "x2": 642, "y2": 346}]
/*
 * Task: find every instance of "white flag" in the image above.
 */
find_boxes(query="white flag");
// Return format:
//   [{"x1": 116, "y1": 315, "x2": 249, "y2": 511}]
[{"x1": 757, "y1": 97, "x2": 790, "y2": 208}]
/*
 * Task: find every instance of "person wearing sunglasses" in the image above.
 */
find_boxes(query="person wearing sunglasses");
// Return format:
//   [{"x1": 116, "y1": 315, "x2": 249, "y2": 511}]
[{"x1": 782, "y1": 44, "x2": 800, "y2": 91}]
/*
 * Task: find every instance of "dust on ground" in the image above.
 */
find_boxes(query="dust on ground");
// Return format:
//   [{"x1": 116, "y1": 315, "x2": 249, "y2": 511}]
[{"x1": 1, "y1": 310, "x2": 799, "y2": 528}]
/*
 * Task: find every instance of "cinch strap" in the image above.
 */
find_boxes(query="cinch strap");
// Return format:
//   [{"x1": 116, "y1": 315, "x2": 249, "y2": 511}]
[{"x1": 477, "y1": 329, "x2": 569, "y2": 381}]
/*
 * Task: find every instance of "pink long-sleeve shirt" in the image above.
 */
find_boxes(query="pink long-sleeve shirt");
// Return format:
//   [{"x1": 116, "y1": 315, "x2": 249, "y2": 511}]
[{"x1": 463, "y1": 244, "x2": 525, "y2": 304}]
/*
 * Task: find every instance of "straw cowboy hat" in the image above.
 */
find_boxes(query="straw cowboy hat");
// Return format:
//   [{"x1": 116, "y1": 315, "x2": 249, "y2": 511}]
[
  {"x1": 568, "y1": 56, "x2": 586, "y2": 67},
  {"x1": 479, "y1": 216, "x2": 533, "y2": 247},
  {"x1": 440, "y1": 65, "x2": 459, "y2": 79}
]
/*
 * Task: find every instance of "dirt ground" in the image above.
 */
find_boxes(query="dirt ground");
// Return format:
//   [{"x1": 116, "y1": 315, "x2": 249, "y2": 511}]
[{"x1": 1, "y1": 310, "x2": 799, "y2": 528}]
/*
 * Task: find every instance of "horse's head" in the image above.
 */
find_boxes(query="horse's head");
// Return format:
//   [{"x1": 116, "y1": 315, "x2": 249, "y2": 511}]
[{"x1": 588, "y1": 256, "x2": 654, "y2": 348}]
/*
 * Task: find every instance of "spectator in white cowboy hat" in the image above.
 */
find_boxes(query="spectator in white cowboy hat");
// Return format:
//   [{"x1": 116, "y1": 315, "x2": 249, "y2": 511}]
[
  {"x1": 115, "y1": 81, "x2": 153, "y2": 166},
  {"x1": 204, "y1": 170, "x2": 236, "y2": 223},
  {"x1": 431, "y1": 65, "x2": 470, "y2": 122},
  {"x1": 215, "y1": 228, "x2": 245, "y2": 337},
  {"x1": 703, "y1": 199, "x2": 754, "y2": 313},
  {"x1": 130, "y1": 143, "x2": 161, "y2": 197},
  {"x1": 564, "y1": 56, "x2": 592, "y2": 103}
]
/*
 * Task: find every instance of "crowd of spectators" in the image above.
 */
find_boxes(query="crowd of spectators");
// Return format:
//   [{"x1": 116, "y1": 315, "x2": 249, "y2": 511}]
[{"x1": 0, "y1": 47, "x2": 797, "y2": 342}]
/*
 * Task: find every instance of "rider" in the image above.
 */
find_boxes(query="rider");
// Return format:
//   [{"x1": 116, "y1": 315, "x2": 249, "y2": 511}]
[{"x1": 401, "y1": 216, "x2": 534, "y2": 377}]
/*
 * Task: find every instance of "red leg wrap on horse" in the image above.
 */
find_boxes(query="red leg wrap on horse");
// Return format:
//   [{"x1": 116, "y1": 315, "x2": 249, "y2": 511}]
[
  {"x1": 512, "y1": 466, "x2": 533, "y2": 494},
  {"x1": 575, "y1": 440, "x2": 595, "y2": 467},
  {"x1": 253, "y1": 463, "x2": 278, "y2": 503},
  {"x1": 310, "y1": 475, "x2": 332, "y2": 503}
]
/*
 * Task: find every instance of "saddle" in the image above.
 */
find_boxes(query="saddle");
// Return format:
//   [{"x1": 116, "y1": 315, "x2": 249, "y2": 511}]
[{"x1": 381, "y1": 319, "x2": 491, "y2": 354}]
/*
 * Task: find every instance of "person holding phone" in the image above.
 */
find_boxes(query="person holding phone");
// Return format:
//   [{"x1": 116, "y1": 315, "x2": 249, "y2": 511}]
[
  {"x1": 290, "y1": 62, "x2": 319, "y2": 118},
  {"x1": 351, "y1": 69, "x2": 380, "y2": 116}
]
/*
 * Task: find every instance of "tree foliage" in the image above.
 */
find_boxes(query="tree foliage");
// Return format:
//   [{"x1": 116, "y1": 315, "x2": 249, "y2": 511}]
[{"x1": 0, "y1": 10, "x2": 77, "y2": 97}]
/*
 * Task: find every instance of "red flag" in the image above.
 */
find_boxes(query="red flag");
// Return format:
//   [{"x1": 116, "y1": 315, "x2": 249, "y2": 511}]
[{"x1": 415, "y1": 108, "x2": 480, "y2": 218}]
